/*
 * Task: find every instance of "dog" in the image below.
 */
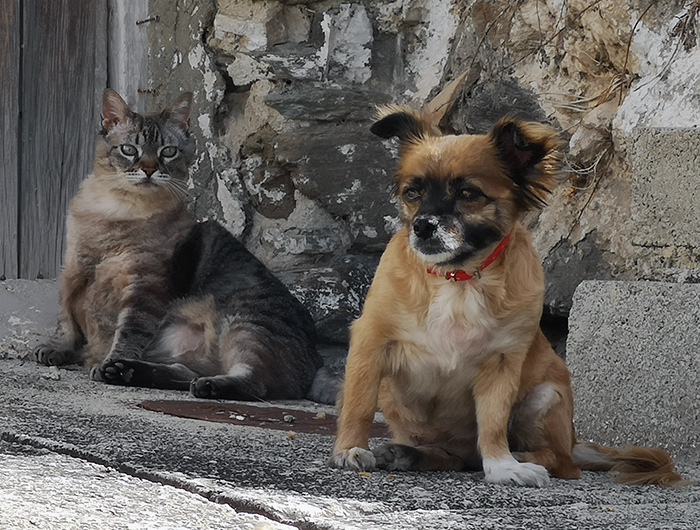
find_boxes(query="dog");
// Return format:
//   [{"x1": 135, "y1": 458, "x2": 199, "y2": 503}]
[{"x1": 328, "y1": 107, "x2": 683, "y2": 486}]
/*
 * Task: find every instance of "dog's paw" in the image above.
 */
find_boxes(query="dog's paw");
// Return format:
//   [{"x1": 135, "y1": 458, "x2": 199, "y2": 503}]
[
  {"x1": 483, "y1": 456, "x2": 550, "y2": 487},
  {"x1": 372, "y1": 443, "x2": 422, "y2": 471},
  {"x1": 328, "y1": 447, "x2": 377, "y2": 471}
]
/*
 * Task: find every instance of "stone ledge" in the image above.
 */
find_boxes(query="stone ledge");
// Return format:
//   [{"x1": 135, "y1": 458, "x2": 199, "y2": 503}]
[{"x1": 567, "y1": 280, "x2": 700, "y2": 460}]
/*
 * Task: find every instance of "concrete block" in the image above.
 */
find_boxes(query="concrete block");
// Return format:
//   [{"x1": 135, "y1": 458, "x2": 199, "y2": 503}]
[
  {"x1": 631, "y1": 127, "x2": 700, "y2": 248},
  {"x1": 567, "y1": 280, "x2": 700, "y2": 460},
  {"x1": 0, "y1": 280, "x2": 58, "y2": 358}
]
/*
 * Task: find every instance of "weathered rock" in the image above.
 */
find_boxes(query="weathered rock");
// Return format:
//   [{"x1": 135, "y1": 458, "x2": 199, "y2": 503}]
[
  {"x1": 276, "y1": 121, "x2": 399, "y2": 253},
  {"x1": 223, "y1": 53, "x2": 274, "y2": 87},
  {"x1": 212, "y1": 1, "x2": 281, "y2": 53},
  {"x1": 242, "y1": 160, "x2": 297, "y2": 220},
  {"x1": 264, "y1": 83, "x2": 390, "y2": 122},
  {"x1": 239, "y1": 125, "x2": 299, "y2": 222},
  {"x1": 630, "y1": 127, "x2": 700, "y2": 249},
  {"x1": 322, "y1": 3, "x2": 373, "y2": 84},
  {"x1": 141, "y1": 0, "x2": 700, "y2": 344},
  {"x1": 148, "y1": 0, "x2": 241, "y2": 228},
  {"x1": 245, "y1": 193, "x2": 353, "y2": 272},
  {"x1": 281, "y1": 255, "x2": 377, "y2": 344},
  {"x1": 542, "y1": 231, "x2": 613, "y2": 317}
]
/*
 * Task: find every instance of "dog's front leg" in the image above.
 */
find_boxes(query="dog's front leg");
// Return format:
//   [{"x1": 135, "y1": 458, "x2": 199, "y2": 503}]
[
  {"x1": 328, "y1": 322, "x2": 386, "y2": 471},
  {"x1": 474, "y1": 352, "x2": 550, "y2": 487}
]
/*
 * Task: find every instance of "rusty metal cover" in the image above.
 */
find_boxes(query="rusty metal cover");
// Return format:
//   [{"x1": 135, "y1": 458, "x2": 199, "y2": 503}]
[{"x1": 139, "y1": 400, "x2": 391, "y2": 438}]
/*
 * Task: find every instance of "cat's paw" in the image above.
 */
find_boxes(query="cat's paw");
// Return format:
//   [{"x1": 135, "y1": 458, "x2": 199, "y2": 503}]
[
  {"x1": 483, "y1": 455, "x2": 550, "y2": 487},
  {"x1": 89, "y1": 365, "x2": 105, "y2": 382},
  {"x1": 190, "y1": 377, "x2": 220, "y2": 398},
  {"x1": 372, "y1": 443, "x2": 423, "y2": 471},
  {"x1": 34, "y1": 344, "x2": 71, "y2": 367},
  {"x1": 328, "y1": 447, "x2": 377, "y2": 471},
  {"x1": 101, "y1": 360, "x2": 136, "y2": 385},
  {"x1": 306, "y1": 366, "x2": 341, "y2": 405}
]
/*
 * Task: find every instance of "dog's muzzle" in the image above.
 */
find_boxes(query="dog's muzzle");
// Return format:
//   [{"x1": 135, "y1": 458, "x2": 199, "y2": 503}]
[
  {"x1": 409, "y1": 216, "x2": 465, "y2": 263},
  {"x1": 413, "y1": 217, "x2": 439, "y2": 240}
]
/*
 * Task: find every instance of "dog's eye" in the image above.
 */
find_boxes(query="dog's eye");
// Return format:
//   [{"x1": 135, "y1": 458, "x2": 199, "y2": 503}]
[
  {"x1": 457, "y1": 187, "x2": 485, "y2": 201},
  {"x1": 403, "y1": 187, "x2": 422, "y2": 201}
]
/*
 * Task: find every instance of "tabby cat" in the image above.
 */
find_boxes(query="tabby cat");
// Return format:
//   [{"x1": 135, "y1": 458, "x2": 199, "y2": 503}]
[{"x1": 35, "y1": 89, "x2": 325, "y2": 401}]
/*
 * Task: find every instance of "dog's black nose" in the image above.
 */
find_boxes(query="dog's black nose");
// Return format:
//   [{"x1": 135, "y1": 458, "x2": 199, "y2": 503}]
[{"x1": 413, "y1": 218, "x2": 437, "y2": 240}]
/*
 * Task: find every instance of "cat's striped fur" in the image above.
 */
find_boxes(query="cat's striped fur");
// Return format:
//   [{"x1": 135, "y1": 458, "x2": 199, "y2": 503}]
[{"x1": 35, "y1": 89, "x2": 324, "y2": 401}]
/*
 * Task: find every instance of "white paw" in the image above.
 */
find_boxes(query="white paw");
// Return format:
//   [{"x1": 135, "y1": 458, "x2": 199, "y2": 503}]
[
  {"x1": 328, "y1": 447, "x2": 377, "y2": 471},
  {"x1": 483, "y1": 455, "x2": 550, "y2": 487}
]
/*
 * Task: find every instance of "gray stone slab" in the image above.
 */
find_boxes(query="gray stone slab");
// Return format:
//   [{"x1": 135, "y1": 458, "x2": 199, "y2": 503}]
[
  {"x1": 1, "y1": 448, "x2": 295, "y2": 530},
  {"x1": 567, "y1": 280, "x2": 700, "y2": 459},
  {"x1": 631, "y1": 127, "x2": 700, "y2": 248}
]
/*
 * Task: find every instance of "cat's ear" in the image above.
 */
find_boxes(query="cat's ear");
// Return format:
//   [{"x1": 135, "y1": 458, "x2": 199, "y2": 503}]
[
  {"x1": 167, "y1": 93, "x2": 193, "y2": 131},
  {"x1": 101, "y1": 89, "x2": 131, "y2": 132}
]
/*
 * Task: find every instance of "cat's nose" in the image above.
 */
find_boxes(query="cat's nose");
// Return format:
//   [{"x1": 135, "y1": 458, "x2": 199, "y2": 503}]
[{"x1": 142, "y1": 167, "x2": 157, "y2": 177}]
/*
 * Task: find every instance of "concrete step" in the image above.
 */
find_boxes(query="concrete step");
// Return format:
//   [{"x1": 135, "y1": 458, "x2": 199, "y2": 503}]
[{"x1": 566, "y1": 280, "x2": 700, "y2": 461}]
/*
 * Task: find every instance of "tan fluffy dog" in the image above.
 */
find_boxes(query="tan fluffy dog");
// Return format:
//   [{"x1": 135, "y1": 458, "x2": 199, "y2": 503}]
[{"x1": 329, "y1": 108, "x2": 683, "y2": 487}]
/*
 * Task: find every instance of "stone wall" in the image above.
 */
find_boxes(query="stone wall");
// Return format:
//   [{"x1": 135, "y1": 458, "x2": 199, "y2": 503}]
[{"x1": 144, "y1": 0, "x2": 700, "y2": 344}]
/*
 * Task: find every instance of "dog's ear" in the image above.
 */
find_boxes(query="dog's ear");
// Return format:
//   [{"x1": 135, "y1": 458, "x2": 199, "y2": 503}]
[
  {"x1": 489, "y1": 117, "x2": 562, "y2": 210},
  {"x1": 370, "y1": 106, "x2": 435, "y2": 143}
]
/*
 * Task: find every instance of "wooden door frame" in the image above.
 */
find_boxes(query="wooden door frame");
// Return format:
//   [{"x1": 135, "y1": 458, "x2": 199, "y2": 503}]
[
  {"x1": 0, "y1": 0, "x2": 21, "y2": 279},
  {"x1": 0, "y1": 0, "x2": 150, "y2": 280}
]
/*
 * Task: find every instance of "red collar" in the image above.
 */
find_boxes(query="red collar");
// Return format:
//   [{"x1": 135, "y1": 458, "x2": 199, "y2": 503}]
[{"x1": 427, "y1": 231, "x2": 512, "y2": 281}]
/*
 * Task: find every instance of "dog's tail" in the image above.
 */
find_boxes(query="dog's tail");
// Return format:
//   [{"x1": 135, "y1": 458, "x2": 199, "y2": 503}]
[{"x1": 572, "y1": 442, "x2": 689, "y2": 486}]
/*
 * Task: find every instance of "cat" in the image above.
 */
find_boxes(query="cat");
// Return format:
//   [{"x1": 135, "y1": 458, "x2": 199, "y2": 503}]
[{"x1": 35, "y1": 88, "x2": 327, "y2": 402}]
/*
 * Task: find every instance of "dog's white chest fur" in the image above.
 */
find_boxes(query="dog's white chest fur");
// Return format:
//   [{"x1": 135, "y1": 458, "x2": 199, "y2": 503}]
[{"x1": 396, "y1": 282, "x2": 497, "y2": 375}]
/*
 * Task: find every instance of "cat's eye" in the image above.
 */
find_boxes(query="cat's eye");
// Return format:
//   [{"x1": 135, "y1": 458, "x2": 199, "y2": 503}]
[
  {"x1": 160, "y1": 146, "x2": 178, "y2": 159},
  {"x1": 120, "y1": 144, "x2": 138, "y2": 157}
]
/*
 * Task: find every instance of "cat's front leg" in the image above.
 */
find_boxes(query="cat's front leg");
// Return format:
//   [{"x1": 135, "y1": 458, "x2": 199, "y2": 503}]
[
  {"x1": 93, "y1": 302, "x2": 165, "y2": 382},
  {"x1": 100, "y1": 359, "x2": 197, "y2": 390},
  {"x1": 34, "y1": 325, "x2": 85, "y2": 366},
  {"x1": 35, "y1": 262, "x2": 86, "y2": 366},
  {"x1": 35, "y1": 306, "x2": 84, "y2": 365}
]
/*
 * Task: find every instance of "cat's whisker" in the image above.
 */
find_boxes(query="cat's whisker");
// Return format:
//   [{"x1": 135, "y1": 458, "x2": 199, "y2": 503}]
[
  {"x1": 165, "y1": 180, "x2": 193, "y2": 201},
  {"x1": 168, "y1": 181, "x2": 190, "y2": 196},
  {"x1": 102, "y1": 171, "x2": 129, "y2": 181},
  {"x1": 177, "y1": 178, "x2": 200, "y2": 194},
  {"x1": 163, "y1": 183, "x2": 184, "y2": 204}
]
